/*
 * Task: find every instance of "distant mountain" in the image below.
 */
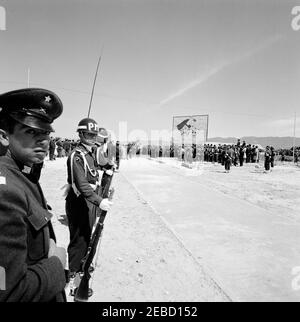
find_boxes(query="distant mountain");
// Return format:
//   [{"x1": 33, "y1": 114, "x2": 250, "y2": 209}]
[{"x1": 207, "y1": 137, "x2": 300, "y2": 149}]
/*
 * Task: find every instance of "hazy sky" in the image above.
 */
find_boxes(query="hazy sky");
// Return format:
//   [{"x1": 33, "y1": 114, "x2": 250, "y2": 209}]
[{"x1": 0, "y1": 0, "x2": 299, "y2": 140}]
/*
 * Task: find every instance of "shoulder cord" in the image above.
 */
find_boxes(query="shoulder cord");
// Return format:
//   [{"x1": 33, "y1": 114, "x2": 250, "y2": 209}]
[{"x1": 70, "y1": 149, "x2": 98, "y2": 196}]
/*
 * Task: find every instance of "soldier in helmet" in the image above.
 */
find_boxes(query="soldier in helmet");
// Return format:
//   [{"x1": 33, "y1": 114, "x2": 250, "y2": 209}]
[
  {"x1": 0, "y1": 88, "x2": 67, "y2": 302},
  {"x1": 65, "y1": 118, "x2": 112, "y2": 292},
  {"x1": 94, "y1": 127, "x2": 116, "y2": 189}
]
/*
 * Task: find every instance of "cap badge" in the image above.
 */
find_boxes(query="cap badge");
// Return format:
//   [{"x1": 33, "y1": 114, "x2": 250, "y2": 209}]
[{"x1": 45, "y1": 96, "x2": 51, "y2": 103}]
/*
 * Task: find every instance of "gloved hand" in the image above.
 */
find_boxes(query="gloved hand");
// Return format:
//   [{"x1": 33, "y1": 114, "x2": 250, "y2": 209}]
[
  {"x1": 99, "y1": 198, "x2": 113, "y2": 211},
  {"x1": 105, "y1": 169, "x2": 114, "y2": 176}
]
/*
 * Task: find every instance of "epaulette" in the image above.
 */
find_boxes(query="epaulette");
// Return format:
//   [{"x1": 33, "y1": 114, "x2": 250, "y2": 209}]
[{"x1": 73, "y1": 148, "x2": 89, "y2": 162}]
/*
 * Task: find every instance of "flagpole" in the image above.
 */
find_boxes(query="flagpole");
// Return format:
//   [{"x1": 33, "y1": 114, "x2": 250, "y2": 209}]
[{"x1": 87, "y1": 46, "x2": 104, "y2": 118}]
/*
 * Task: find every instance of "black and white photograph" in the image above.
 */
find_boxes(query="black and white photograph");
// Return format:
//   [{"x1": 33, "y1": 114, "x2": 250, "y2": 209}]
[{"x1": 0, "y1": 0, "x2": 300, "y2": 307}]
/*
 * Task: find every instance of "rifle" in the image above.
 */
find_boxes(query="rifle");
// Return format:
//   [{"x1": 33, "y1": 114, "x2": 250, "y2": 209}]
[{"x1": 74, "y1": 173, "x2": 114, "y2": 302}]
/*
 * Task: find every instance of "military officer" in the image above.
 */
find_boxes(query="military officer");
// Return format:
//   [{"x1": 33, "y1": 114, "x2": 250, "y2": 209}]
[
  {"x1": 0, "y1": 88, "x2": 67, "y2": 302},
  {"x1": 65, "y1": 118, "x2": 112, "y2": 284}
]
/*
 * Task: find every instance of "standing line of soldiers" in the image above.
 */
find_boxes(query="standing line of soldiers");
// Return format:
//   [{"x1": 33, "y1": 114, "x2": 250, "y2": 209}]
[
  {"x1": 204, "y1": 141, "x2": 260, "y2": 167},
  {"x1": 204, "y1": 140, "x2": 276, "y2": 173},
  {"x1": 0, "y1": 87, "x2": 118, "y2": 302}
]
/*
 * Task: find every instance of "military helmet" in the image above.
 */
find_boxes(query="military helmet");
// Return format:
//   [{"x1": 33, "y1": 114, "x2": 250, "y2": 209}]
[
  {"x1": 96, "y1": 127, "x2": 109, "y2": 144},
  {"x1": 98, "y1": 127, "x2": 109, "y2": 139},
  {"x1": 77, "y1": 118, "x2": 99, "y2": 134}
]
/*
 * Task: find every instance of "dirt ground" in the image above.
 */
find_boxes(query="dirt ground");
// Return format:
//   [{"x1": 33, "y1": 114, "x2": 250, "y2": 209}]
[
  {"x1": 40, "y1": 157, "x2": 230, "y2": 302},
  {"x1": 157, "y1": 157, "x2": 300, "y2": 221},
  {"x1": 40, "y1": 156, "x2": 300, "y2": 302}
]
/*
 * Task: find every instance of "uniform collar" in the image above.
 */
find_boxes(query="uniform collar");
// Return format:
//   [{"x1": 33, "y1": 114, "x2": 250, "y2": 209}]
[
  {"x1": 0, "y1": 153, "x2": 25, "y2": 172},
  {"x1": 80, "y1": 142, "x2": 93, "y2": 153},
  {"x1": 0, "y1": 150, "x2": 35, "y2": 173}
]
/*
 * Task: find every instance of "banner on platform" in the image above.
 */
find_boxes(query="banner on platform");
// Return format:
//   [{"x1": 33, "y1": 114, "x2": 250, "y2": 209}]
[{"x1": 172, "y1": 114, "x2": 209, "y2": 146}]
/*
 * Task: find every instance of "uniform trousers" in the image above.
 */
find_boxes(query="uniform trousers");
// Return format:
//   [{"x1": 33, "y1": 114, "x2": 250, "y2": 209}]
[{"x1": 66, "y1": 189, "x2": 97, "y2": 273}]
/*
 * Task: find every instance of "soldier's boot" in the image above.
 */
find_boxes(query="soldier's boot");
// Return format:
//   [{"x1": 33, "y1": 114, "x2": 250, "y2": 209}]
[
  {"x1": 69, "y1": 272, "x2": 94, "y2": 298},
  {"x1": 68, "y1": 272, "x2": 81, "y2": 297}
]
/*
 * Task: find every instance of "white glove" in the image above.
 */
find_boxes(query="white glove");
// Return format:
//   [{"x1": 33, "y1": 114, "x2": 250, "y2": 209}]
[
  {"x1": 99, "y1": 198, "x2": 113, "y2": 211},
  {"x1": 105, "y1": 169, "x2": 114, "y2": 176}
]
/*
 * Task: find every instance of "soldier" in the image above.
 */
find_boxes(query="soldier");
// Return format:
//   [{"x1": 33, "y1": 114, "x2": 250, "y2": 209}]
[
  {"x1": 239, "y1": 145, "x2": 244, "y2": 167},
  {"x1": 56, "y1": 138, "x2": 63, "y2": 158},
  {"x1": 115, "y1": 140, "x2": 121, "y2": 171},
  {"x1": 63, "y1": 139, "x2": 71, "y2": 157},
  {"x1": 49, "y1": 136, "x2": 56, "y2": 160},
  {"x1": 224, "y1": 145, "x2": 234, "y2": 173},
  {"x1": 95, "y1": 128, "x2": 117, "y2": 188},
  {"x1": 264, "y1": 146, "x2": 271, "y2": 172},
  {"x1": 270, "y1": 146, "x2": 275, "y2": 168},
  {"x1": 65, "y1": 118, "x2": 112, "y2": 291},
  {"x1": 0, "y1": 88, "x2": 67, "y2": 302},
  {"x1": 94, "y1": 127, "x2": 115, "y2": 189}
]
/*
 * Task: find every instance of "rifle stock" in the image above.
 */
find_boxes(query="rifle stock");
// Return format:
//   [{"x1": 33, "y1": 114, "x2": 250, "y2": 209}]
[{"x1": 74, "y1": 173, "x2": 114, "y2": 302}]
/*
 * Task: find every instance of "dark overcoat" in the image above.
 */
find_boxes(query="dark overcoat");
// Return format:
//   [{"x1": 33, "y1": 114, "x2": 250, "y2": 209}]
[{"x1": 0, "y1": 155, "x2": 66, "y2": 302}]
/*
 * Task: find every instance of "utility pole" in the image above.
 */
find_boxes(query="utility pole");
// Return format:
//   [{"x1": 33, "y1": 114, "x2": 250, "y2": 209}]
[{"x1": 293, "y1": 112, "x2": 297, "y2": 163}]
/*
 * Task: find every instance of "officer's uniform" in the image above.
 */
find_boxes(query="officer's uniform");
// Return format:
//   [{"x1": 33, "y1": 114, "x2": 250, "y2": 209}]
[
  {"x1": 0, "y1": 88, "x2": 66, "y2": 302},
  {"x1": 66, "y1": 123, "x2": 103, "y2": 274}
]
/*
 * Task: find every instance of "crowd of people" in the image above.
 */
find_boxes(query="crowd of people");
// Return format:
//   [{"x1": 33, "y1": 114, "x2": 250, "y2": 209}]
[
  {"x1": 48, "y1": 138, "x2": 77, "y2": 160},
  {"x1": 48, "y1": 137, "x2": 121, "y2": 168},
  {"x1": 203, "y1": 141, "x2": 260, "y2": 164},
  {"x1": 134, "y1": 138, "x2": 298, "y2": 173},
  {"x1": 202, "y1": 140, "x2": 274, "y2": 173}
]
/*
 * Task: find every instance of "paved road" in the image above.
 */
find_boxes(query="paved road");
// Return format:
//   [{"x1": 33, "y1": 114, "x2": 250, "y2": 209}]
[{"x1": 121, "y1": 157, "x2": 300, "y2": 302}]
